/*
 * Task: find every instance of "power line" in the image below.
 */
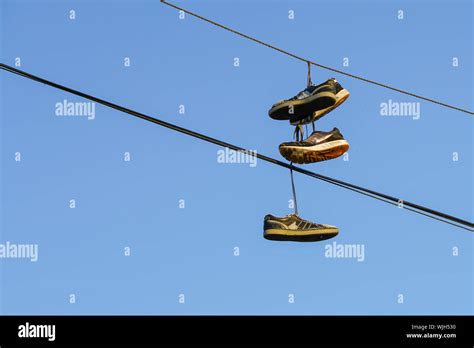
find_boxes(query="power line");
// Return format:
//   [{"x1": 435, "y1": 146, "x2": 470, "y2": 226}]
[
  {"x1": 161, "y1": 0, "x2": 474, "y2": 116},
  {"x1": 1, "y1": 63, "x2": 472, "y2": 232}
]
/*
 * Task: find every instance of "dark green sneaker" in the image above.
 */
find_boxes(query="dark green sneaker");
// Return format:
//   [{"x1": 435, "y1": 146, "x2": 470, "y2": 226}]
[
  {"x1": 263, "y1": 214, "x2": 339, "y2": 242},
  {"x1": 268, "y1": 81, "x2": 337, "y2": 121},
  {"x1": 279, "y1": 127, "x2": 349, "y2": 164}
]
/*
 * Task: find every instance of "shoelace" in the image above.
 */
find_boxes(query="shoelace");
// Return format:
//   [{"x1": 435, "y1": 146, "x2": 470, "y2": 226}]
[
  {"x1": 287, "y1": 214, "x2": 323, "y2": 229},
  {"x1": 293, "y1": 124, "x2": 304, "y2": 142}
]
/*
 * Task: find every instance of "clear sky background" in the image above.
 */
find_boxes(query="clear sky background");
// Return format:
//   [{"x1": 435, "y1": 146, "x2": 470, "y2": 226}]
[{"x1": 0, "y1": 0, "x2": 472, "y2": 315}]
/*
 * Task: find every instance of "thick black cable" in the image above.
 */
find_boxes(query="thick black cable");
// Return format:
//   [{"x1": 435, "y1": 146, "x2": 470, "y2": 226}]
[
  {"x1": 1, "y1": 63, "x2": 472, "y2": 232},
  {"x1": 161, "y1": 0, "x2": 474, "y2": 116}
]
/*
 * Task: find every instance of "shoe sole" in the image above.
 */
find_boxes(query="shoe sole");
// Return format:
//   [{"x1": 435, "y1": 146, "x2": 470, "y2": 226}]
[
  {"x1": 264, "y1": 227, "x2": 339, "y2": 242},
  {"x1": 279, "y1": 139, "x2": 349, "y2": 164},
  {"x1": 290, "y1": 89, "x2": 350, "y2": 125},
  {"x1": 269, "y1": 91, "x2": 337, "y2": 121}
]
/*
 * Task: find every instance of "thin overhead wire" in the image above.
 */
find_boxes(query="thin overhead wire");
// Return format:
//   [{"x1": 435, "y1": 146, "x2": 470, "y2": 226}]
[
  {"x1": 161, "y1": 0, "x2": 474, "y2": 116},
  {"x1": 1, "y1": 64, "x2": 472, "y2": 232},
  {"x1": 289, "y1": 163, "x2": 299, "y2": 216}
]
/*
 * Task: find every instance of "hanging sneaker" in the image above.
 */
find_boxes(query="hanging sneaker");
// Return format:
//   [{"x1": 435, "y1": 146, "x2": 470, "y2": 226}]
[
  {"x1": 290, "y1": 78, "x2": 350, "y2": 125},
  {"x1": 279, "y1": 127, "x2": 349, "y2": 164},
  {"x1": 263, "y1": 214, "x2": 339, "y2": 242},
  {"x1": 268, "y1": 82, "x2": 337, "y2": 121}
]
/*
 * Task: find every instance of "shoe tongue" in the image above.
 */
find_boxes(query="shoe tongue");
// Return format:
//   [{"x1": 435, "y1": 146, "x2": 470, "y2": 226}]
[
  {"x1": 295, "y1": 85, "x2": 316, "y2": 100},
  {"x1": 308, "y1": 129, "x2": 333, "y2": 142},
  {"x1": 305, "y1": 84, "x2": 317, "y2": 94},
  {"x1": 287, "y1": 213, "x2": 300, "y2": 221},
  {"x1": 289, "y1": 214, "x2": 308, "y2": 224},
  {"x1": 306, "y1": 131, "x2": 324, "y2": 143},
  {"x1": 295, "y1": 91, "x2": 308, "y2": 100}
]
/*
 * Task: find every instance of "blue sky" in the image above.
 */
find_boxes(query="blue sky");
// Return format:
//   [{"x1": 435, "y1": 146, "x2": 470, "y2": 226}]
[{"x1": 0, "y1": 0, "x2": 472, "y2": 314}]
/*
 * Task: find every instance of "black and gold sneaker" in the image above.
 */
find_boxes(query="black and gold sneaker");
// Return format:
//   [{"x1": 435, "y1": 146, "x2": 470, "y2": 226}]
[
  {"x1": 263, "y1": 214, "x2": 339, "y2": 242},
  {"x1": 290, "y1": 78, "x2": 350, "y2": 125},
  {"x1": 268, "y1": 81, "x2": 337, "y2": 121},
  {"x1": 279, "y1": 127, "x2": 349, "y2": 164}
]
